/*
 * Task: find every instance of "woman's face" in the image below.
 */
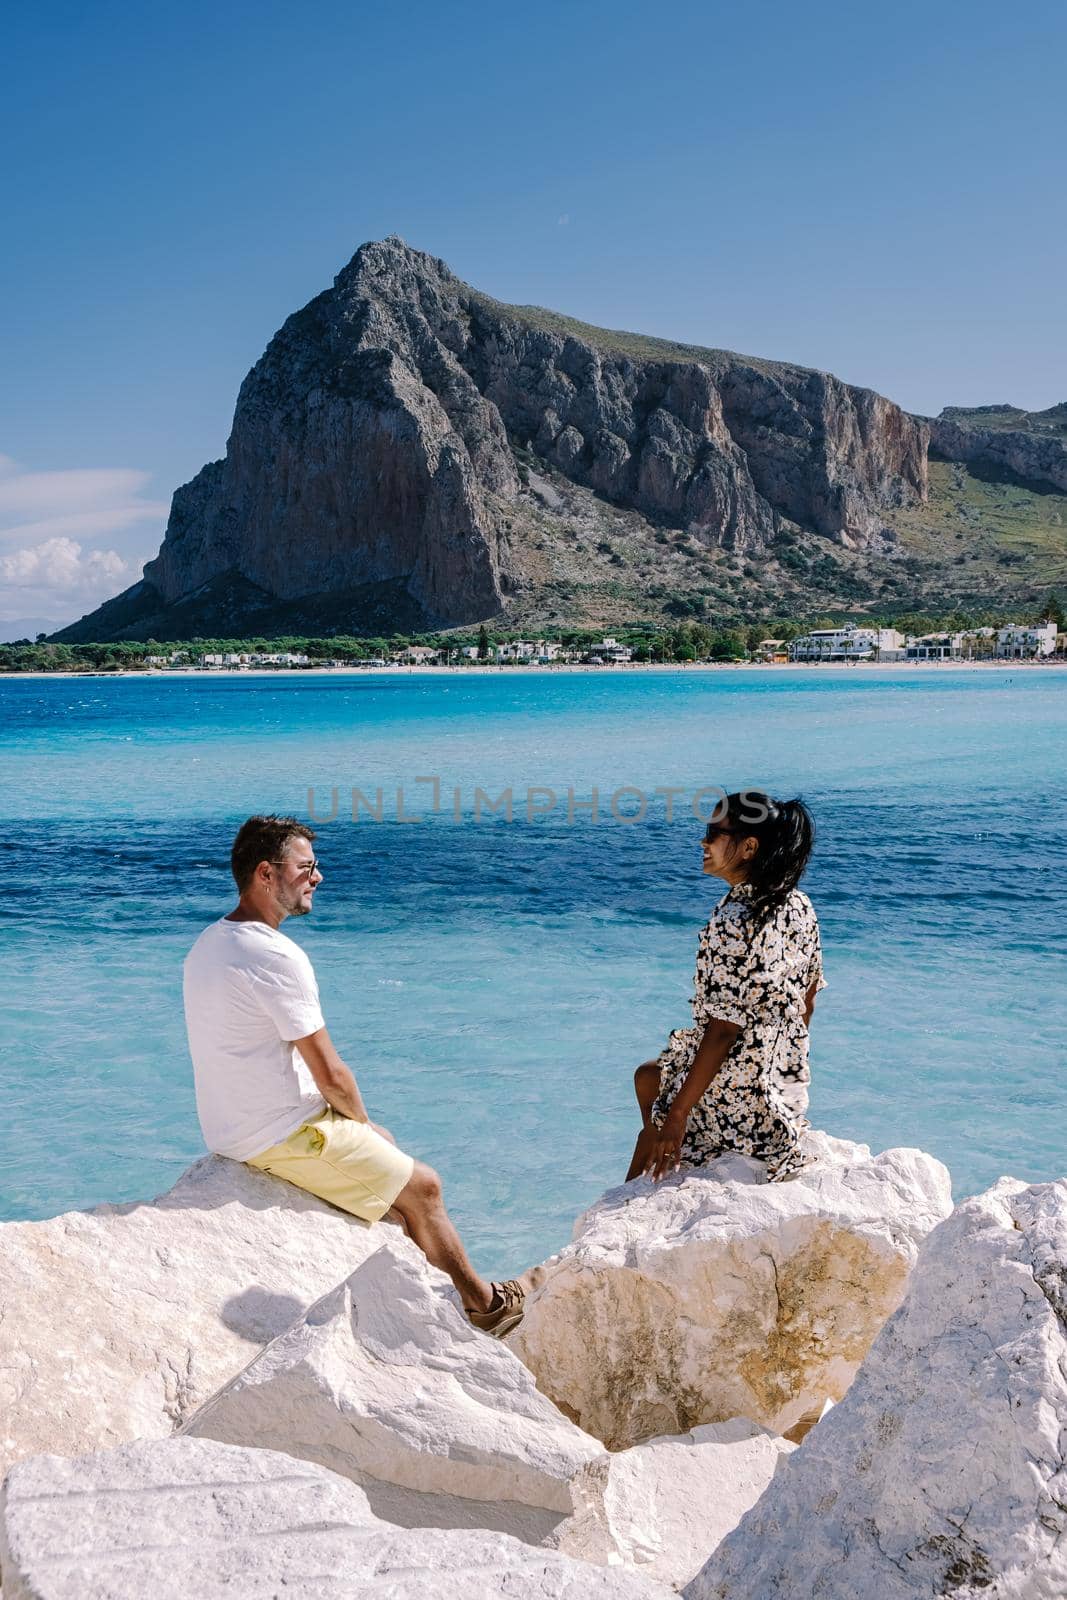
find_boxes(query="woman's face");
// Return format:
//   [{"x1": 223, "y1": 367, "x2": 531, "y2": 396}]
[{"x1": 701, "y1": 824, "x2": 754, "y2": 882}]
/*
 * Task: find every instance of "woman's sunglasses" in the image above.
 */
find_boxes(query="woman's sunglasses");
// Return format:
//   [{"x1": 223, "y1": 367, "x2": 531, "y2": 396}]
[{"x1": 702, "y1": 824, "x2": 736, "y2": 844}]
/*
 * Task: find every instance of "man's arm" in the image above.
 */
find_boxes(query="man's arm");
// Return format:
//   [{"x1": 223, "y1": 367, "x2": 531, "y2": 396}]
[{"x1": 294, "y1": 1027, "x2": 370, "y2": 1123}]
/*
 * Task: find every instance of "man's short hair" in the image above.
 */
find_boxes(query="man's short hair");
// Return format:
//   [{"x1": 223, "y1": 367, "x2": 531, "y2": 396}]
[{"x1": 231, "y1": 815, "x2": 316, "y2": 892}]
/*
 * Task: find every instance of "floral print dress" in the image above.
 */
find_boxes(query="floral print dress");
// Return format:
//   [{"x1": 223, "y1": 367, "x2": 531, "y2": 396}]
[{"x1": 650, "y1": 881, "x2": 826, "y2": 1181}]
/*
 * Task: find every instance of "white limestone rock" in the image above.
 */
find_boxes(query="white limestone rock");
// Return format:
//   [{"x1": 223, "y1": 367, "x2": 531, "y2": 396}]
[
  {"x1": 184, "y1": 1239, "x2": 605, "y2": 1543},
  {"x1": 549, "y1": 1417, "x2": 795, "y2": 1589},
  {"x1": 0, "y1": 1437, "x2": 673, "y2": 1599},
  {"x1": 687, "y1": 1177, "x2": 1067, "y2": 1600},
  {"x1": 0, "y1": 1156, "x2": 385, "y2": 1480},
  {"x1": 511, "y1": 1132, "x2": 952, "y2": 1445}
]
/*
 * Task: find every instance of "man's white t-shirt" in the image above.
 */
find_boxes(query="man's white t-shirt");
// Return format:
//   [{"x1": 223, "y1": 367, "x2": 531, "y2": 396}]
[{"x1": 183, "y1": 917, "x2": 327, "y2": 1161}]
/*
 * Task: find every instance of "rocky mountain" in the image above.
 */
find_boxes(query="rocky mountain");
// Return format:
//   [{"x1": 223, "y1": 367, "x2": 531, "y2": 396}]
[
  {"x1": 52, "y1": 239, "x2": 1065, "y2": 643},
  {"x1": 926, "y1": 402, "x2": 1067, "y2": 494}
]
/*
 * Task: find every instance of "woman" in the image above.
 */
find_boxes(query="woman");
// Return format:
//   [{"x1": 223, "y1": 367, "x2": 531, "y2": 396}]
[{"x1": 627, "y1": 791, "x2": 825, "y2": 1185}]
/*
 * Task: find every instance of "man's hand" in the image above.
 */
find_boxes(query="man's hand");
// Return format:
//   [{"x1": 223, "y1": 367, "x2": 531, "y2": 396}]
[
  {"x1": 643, "y1": 1112, "x2": 687, "y2": 1181},
  {"x1": 294, "y1": 1027, "x2": 370, "y2": 1123}
]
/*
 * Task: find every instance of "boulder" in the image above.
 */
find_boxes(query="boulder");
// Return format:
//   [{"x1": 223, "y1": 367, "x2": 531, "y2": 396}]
[
  {"x1": 184, "y1": 1239, "x2": 604, "y2": 1543},
  {"x1": 687, "y1": 1177, "x2": 1067, "y2": 1599},
  {"x1": 510, "y1": 1132, "x2": 952, "y2": 1446},
  {"x1": 0, "y1": 1437, "x2": 673, "y2": 1599},
  {"x1": 0, "y1": 1156, "x2": 385, "y2": 1480},
  {"x1": 549, "y1": 1417, "x2": 794, "y2": 1589}
]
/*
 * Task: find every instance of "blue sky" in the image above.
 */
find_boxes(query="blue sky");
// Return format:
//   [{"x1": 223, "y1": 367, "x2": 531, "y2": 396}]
[{"x1": 2, "y1": 0, "x2": 1064, "y2": 633}]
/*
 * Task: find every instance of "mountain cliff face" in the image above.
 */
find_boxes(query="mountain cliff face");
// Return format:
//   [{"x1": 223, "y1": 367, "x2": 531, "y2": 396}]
[
  {"x1": 58, "y1": 237, "x2": 932, "y2": 641},
  {"x1": 927, "y1": 404, "x2": 1067, "y2": 494}
]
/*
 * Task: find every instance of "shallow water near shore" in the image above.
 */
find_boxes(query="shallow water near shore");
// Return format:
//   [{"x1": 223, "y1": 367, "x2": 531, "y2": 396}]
[{"x1": 1, "y1": 666, "x2": 1064, "y2": 1276}]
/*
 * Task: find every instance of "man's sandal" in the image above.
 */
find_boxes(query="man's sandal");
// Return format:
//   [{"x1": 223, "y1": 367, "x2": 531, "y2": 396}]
[{"x1": 467, "y1": 1278, "x2": 525, "y2": 1338}]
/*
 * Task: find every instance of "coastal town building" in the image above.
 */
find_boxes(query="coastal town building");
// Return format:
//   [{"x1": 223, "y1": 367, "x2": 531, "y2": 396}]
[
  {"x1": 756, "y1": 639, "x2": 789, "y2": 662},
  {"x1": 394, "y1": 645, "x2": 440, "y2": 664},
  {"x1": 996, "y1": 621, "x2": 1058, "y2": 658},
  {"x1": 196, "y1": 651, "x2": 310, "y2": 668},
  {"x1": 489, "y1": 639, "x2": 566, "y2": 663},
  {"x1": 587, "y1": 636, "x2": 634, "y2": 663},
  {"x1": 905, "y1": 632, "x2": 964, "y2": 661},
  {"x1": 788, "y1": 627, "x2": 905, "y2": 662}
]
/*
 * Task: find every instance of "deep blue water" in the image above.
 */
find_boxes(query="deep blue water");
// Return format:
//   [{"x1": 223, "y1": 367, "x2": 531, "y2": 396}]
[{"x1": 1, "y1": 666, "x2": 1064, "y2": 1276}]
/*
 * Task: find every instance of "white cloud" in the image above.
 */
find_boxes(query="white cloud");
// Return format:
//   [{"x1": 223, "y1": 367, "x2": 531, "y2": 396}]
[
  {"x1": 1, "y1": 506, "x2": 167, "y2": 545},
  {"x1": 0, "y1": 537, "x2": 128, "y2": 589},
  {"x1": 557, "y1": 213, "x2": 570, "y2": 226},
  {"x1": 0, "y1": 538, "x2": 147, "y2": 626},
  {"x1": 0, "y1": 460, "x2": 166, "y2": 527},
  {"x1": 0, "y1": 455, "x2": 167, "y2": 626}
]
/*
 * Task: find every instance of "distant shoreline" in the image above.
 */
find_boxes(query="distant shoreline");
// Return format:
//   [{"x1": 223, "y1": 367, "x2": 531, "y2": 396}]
[{"x1": 3, "y1": 659, "x2": 1063, "y2": 680}]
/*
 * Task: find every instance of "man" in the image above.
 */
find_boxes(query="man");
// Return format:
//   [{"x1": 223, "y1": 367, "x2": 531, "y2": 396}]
[{"x1": 183, "y1": 814, "x2": 523, "y2": 1338}]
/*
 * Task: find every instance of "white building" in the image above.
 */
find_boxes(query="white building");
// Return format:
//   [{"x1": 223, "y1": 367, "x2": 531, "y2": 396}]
[
  {"x1": 789, "y1": 627, "x2": 905, "y2": 662},
  {"x1": 588, "y1": 636, "x2": 634, "y2": 663},
  {"x1": 395, "y1": 646, "x2": 441, "y2": 664},
  {"x1": 495, "y1": 640, "x2": 537, "y2": 663},
  {"x1": 905, "y1": 632, "x2": 965, "y2": 661},
  {"x1": 996, "y1": 621, "x2": 1058, "y2": 658}
]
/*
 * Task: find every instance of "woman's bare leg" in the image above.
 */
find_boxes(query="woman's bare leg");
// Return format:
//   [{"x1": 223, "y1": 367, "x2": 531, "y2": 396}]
[{"x1": 625, "y1": 1061, "x2": 662, "y2": 1181}]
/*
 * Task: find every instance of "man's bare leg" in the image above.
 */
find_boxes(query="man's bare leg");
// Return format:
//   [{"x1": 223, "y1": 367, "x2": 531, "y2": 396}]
[
  {"x1": 625, "y1": 1060, "x2": 662, "y2": 1181},
  {"x1": 390, "y1": 1161, "x2": 493, "y2": 1313}
]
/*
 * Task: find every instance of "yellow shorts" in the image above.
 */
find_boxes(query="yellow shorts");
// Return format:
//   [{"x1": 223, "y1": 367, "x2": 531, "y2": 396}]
[{"x1": 246, "y1": 1106, "x2": 415, "y2": 1224}]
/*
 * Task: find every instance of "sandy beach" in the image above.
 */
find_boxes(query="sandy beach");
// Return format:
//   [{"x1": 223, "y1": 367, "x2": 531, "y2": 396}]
[{"x1": 4, "y1": 658, "x2": 1064, "y2": 680}]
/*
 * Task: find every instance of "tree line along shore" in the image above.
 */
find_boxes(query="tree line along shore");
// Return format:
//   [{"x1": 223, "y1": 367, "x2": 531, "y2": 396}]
[{"x1": 3, "y1": 598, "x2": 1064, "y2": 674}]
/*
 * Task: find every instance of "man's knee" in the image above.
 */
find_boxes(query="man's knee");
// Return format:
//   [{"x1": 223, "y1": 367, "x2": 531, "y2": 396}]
[{"x1": 396, "y1": 1160, "x2": 442, "y2": 1214}]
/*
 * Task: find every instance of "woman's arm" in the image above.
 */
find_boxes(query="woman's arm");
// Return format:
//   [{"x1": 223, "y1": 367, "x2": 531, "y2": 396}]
[
  {"x1": 643, "y1": 1017, "x2": 742, "y2": 1180},
  {"x1": 803, "y1": 979, "x2": 819, "y2": 1029}
]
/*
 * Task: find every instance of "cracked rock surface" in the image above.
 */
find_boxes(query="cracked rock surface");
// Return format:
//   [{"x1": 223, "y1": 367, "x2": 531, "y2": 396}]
[
  {"x1": 0, "y1": 1157, "x2": 383, "y2": 1482},
  {"x1": 686, "y1": 1176, "x2": 1067, "y2": 1599},
  {"x1": 549, "y1": 1417, "x2": 794, "y2": 1588},
  {"x1": 510, "y1": 1132, "x2": 952, "y2": 1445},
  {"x1": 183, "y1": 1238, "x2": 604, "y2": 1544},
  {"x1": 0, "y1": 1437, "x2": 673, "y2": 1599}
]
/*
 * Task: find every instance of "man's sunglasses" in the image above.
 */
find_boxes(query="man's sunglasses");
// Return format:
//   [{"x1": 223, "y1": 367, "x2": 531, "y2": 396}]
[{"x1": 270, "y1": 858, "x2": 320, "y2": 878}]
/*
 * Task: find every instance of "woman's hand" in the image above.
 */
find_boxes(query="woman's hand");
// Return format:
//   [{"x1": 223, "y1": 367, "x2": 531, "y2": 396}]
[{"x1": 643, "y1": 1111, "x2": 687, "y2": 1181}]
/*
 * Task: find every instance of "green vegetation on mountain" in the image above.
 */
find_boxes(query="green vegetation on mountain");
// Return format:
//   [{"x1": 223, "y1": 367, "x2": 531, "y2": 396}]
[
  {"x1": 892, "y1": 461, "x2": 1067, "y2": 601},
  {"x1": 469, "y1": 292, "x2": 783, "y2": 377},
  {"x1": 937, "y1": 403, "x2": 1067, "y2": 438}
]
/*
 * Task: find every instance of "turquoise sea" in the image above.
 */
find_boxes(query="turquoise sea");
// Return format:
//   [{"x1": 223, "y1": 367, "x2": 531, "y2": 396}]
[{"x1": 0, "y1": 666, "x2": 1064, "y2": 1277}]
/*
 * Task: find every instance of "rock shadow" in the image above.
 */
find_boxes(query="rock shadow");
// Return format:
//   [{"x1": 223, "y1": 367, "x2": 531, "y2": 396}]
[{"x1": 219, "y1": 1287, "x2": 309, "y2": 1345}]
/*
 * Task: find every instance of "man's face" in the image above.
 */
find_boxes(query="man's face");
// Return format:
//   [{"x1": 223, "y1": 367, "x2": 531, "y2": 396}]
[{"x1": 267, "y1": 838, "x2": 322, "y2": 917}]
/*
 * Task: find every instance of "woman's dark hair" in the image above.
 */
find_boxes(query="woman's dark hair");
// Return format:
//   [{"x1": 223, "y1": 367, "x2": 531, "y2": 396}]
[
  {"x1": 710, "y1": 791, "x2": 815, "y2": 927},
  {"x1": 231, "y1": 814, "x2": 316, "y2": 892}
]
